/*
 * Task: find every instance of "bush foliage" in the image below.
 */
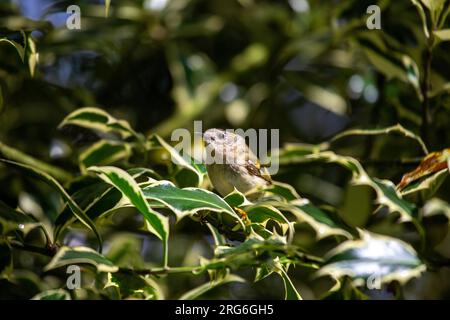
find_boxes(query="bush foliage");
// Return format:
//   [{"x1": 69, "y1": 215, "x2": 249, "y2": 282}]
[{"x1": 1, "y1": 0, "x2": 450, "y2": 300}]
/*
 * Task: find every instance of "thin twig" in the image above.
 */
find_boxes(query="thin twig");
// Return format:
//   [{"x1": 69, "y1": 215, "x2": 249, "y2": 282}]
[{"x1": 119, "y1": 265, "x2": 203, "y2": 276}]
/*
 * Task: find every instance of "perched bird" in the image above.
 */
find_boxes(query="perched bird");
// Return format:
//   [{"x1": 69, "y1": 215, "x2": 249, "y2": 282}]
[{"x1": 203, "y1": 128, "x2": 272, "y2": 198}]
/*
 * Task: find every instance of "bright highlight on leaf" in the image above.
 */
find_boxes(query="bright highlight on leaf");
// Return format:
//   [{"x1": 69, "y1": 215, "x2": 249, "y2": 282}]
[
  {"x1": 318, "y1": 232, "x2": 425, "y2": 287},
  {"x1": 44, "y1": 246, "x2": 118, "y2": 273}
]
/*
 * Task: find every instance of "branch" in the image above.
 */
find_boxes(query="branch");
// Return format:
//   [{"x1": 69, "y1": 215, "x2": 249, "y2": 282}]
[{"x1": 119, "y1": 265, "x2": 203, "y2": 276}]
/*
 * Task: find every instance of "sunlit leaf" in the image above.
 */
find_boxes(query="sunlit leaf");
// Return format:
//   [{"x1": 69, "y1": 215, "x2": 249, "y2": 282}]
[
  {"x1": 278, "y1": 268, "x2": 302, "y2": 300},
  {"x1": 1, "y1": 160, "x2": 102, "y2": 249},
  {"x1": 317, "y1": 232, "x2": 425, "y2": 286},
  {"x1": 356, "y1": 33, "x2": 420, "y2": 92},
  {"x1": 276, "y1": 199, "x2": 352, "y2": 239},
  {"x1": 55, "y1": 169, "x2": 161, "y2": 238},
  {"x1": 411, "y1": 0, "x2": 430, "y2": 37},
  {"x1": 44, "y1": 246, "x2": 118, "y2": 273},
  {"x1": 87, "y1": 166, "x2": 168, "y2": 241},
  {"x1": 327, "y1": 124, "x2": 428, "y2": 155},
  {"x1": 0, "y1": 141, "x2": 72, "y2": 182},
  {"x1": 179, "y1": 273, "x2": 245, "y2": 300},
  {"x1": 25, "y1": 33, "x2": 37, "y2": 77},
  {"x1": 246, "y1": 204, "x2": 293, "y2": 239},
  {"x1": 149, "y1": 134, "x2": 203, "y2": 187},
  {"x1": 54, "y1": 182, "x2": 121, "y2": 240},
  {"x1": 401, "y1": 169, "x2": 448, "y2": 201},
  {"x1": 104, "y1": 271, "x2": 163, "y2": 300},
  {"x1": 263, "y1": 181, "x2": 301, "y2": 201},
  {"x1": 0, "y1": 200, "x2": 48, "y2": 238},
  {"x1": 105, "y1": 0, "x2": 111, "y2": 17},
  {"x1": 0, "y1": 37, "x2": 25, "y2": 61},
  {"x1": 87, "y1": 166, "x2": 169, "y2": 266},
  {"x1": 142, "y1": 181, "x2": 241, "y2": 224},
  {"x1": 223, "y1": 188, "x2": 253, "y2": 207},
  {"x1": 211, "y1": 234, "x2": 290, "y2": 270},
  {"x1": 398, "y1": 148, "x2": 450, "y2": 189},
  {"x1": 321, "y1": 277, "x2": 369, "y2": 300},
  {"x1": 59, "y1": 107, "x2": 139, "y2": 140},
  {"x1": 277, "y1": 150, "x2": 417, "y2": 222},
  {"x1": 31, "y1": 289, "x2": 71, "y2": 300},
  {"x1": 79, "y1": 140, "x2": 132, "y2": 171},
  {"x1": 434, "y1": 29, "x2": 450, "y2": 42}
]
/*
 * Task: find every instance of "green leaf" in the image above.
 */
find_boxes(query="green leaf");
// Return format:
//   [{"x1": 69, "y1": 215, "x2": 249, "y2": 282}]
[
  {"x1": 87, "y1": 166, "x2": 169, "y2": 266},
  {"x1": 356, "y1": 33, "x2": 420, "y2": 91},
  {"x1": 105, "y1": 0, "x2": 111, "y2": 17},
  {"x1": 1, "y1": 160, "x2": 102, "y2": 249},
  {"x1": 433, "y1": 29, "x2": 450, "y2": 42},
  {"x1": 401, "y1": 169, "x2": 448, "y2": 201},
  {"x1": 44, "y1": 246, "x2": 118, "y2": 273},
  {"x1": 59, "y1": 107, "x2": 139, "y2": 139},
  {"x1": 421, "y1": 0, "x2": 445, "y2": 12},
  {"x1": 223, "y1": 188, "x2": 253, "y2": 207},
  {"x1": 421, "y1": 0, "x2": 446, "y2": 25},
  {"x1": 127, "y1": 167, "x2": 162, "y2": 181},
  {"x1": 423, "y1": 198, "x2": 450, "y2": 219},
  {"x1": 264, "y1": 181, "x2": 301, "y2": 201},
  {"x1": 31, "y1": 289, "x2": 71, "y2": 300},
  {"x1": 246, "y1": 205, "x2": 293, "y2": 240},
  {"x1": 327, "y1": 124, "x2": 429, "y2": 155},
  {"x1": 0, "y1": 240, "x2": 13, "y2": 277},
  {"x1": 0, "y1": 38, "x2": 25, "y2": 61},
  {"x1": 54, "y1": 182, "x2": 121, "y2": 240},
  {"x1": 25, "y1": 33, "x2": 37, "y2": 77},
  {"x1": 0, "y1": 200, "x2": 48, "y2": 238},
  {"x1": 79, "y1": 140, "x2": 132, "y2": 171},
  {"x1": 254, "y1": 263, "x2": 275, "y2": 282},
  {"x1": 278, "y1": 268, "x2": 302, "y2": 300},
  {"x1": 179, "y1": 273, "x2": 245, "y2": 300},
  {"x1": 276, "y1": 199, "x2": 352, "y2": 239},
  {"x1": 411, "y1": 0, "x2": 430, "y2": 37},
  {"x1": 422, "y1": 198, "x2": 450, "y2": 247},
  {"x1": 0, "y1": 141, "x2": 72, "y2": 182},
  {"x1": 399, "y1": 148, "x2": 450, "y2": 200},
  {"x1": 142, "y1": 181, "x2": 242, "y2": 224},
  {"x1": 149, "y1": 134, "x2": 203, "y2": 187},
  {"x1": 55, "y1": 169, "x2": 161, "y2": 239},
  {"x1": 278, "y1": 151, "x2": 417, "y2": 222},
  {"x1": 212, "y1": 234, "x2": 288, "y2": 269},
  {"x1": 317, "y1": 232, "x2": 425, "y2": 286},
  {"x1": 104, "y1": 271, "x2": 163, "y2": 300},
  {"x1": 321, "y1": 278, "x2": 369, "y2": 300}
]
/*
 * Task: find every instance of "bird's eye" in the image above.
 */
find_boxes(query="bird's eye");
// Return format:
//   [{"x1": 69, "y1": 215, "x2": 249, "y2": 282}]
[{"x1": 218, "y1": 132, "x2": 225, "y2": 139}]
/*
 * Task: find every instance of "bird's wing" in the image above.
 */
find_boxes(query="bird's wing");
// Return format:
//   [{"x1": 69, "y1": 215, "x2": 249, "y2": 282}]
[{"x1": 245, "y1": 159, "x2": 272, "y2": 184}]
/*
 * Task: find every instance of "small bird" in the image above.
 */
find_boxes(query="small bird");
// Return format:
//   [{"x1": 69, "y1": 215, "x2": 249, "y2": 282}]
[{"x1": 203, "y1": 128, "x2": 272, "y2": 198}]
